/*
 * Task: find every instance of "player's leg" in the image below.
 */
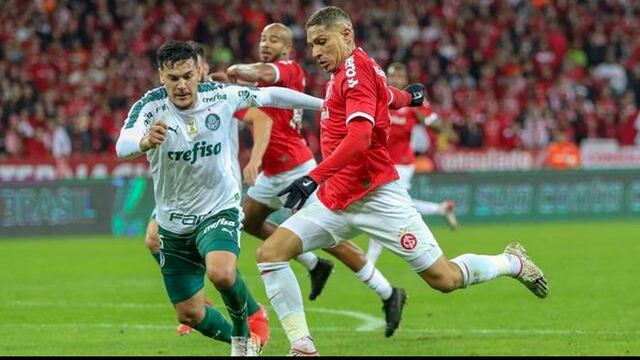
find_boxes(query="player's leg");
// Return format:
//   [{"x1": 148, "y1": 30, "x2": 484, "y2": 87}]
[
  {"x1": 412, "y1": 199, "x2": 458, "y2": 230},
  {"x1": 362, "y1": 182, "x2": 548, "y2": 298},
  {"x1": 157, "y1": 228, "x2": 234, "y2": 347},
  {"x1": 145, "y1": 216, "x2": 161, "y2": 263},
  {"x1": 245, "y1": 166, "x2": 334, "y2": 300},
  {"x1": 365, "y1": 238, "x2": 384, "y2": 264},
  {"x1": 256, "y1": 198, "x2": 353, "y2": 355},
  {"x1": 198, "y1": 208, "x2": 264, "y2": 355},
  {"x1": 322, "y1": 240, "x2": 406, "y2": 337}
]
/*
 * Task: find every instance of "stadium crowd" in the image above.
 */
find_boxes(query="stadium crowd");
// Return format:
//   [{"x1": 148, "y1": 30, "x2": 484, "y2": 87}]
[{"x1": 2, "y1": 0, "x2": 640, "y2": 166}]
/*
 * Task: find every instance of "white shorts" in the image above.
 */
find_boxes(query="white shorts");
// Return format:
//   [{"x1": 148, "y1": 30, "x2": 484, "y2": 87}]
[
  {"x1": 247, "y1": 159, "x2": 317, "y2": 210},
  {"x1": 394, "y1": 164, "x2": 415, "y2": 191},
  {"x1": 280, "y1": 180, "x2": 443, "y2": 273}
]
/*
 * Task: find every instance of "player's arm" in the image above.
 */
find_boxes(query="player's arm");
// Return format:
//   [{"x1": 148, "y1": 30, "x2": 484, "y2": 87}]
[
  {"x1": 116, "y1": 98, "x2": 167, "y2": 159},
  {"x1": 239, "y1": 108, "x2": 273, "y2": 185},
  {"x1": 387, "y1": 83, "x2": 425, "y2": 109},
  {"x1": 308, "y1": 119, "x2": 372, "y2": 184},
  {"x1": 227, "y1": 63, "x2": 278, "y2": 84},
  {"x1": 229, "y1": 85, "x2": 322, "y2": 111}
]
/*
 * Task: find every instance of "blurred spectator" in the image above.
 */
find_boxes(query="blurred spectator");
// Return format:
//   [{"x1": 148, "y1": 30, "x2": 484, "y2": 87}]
[
  {"x1": 545, "y1": 128, "x2": 581, "y2": 170},
  {"x1": 2, "y1": 0, "x2": 640, "y2": 167}
]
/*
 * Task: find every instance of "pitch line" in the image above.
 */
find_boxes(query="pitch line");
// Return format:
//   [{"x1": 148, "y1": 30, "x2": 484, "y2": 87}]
[{"x1": 3, "y1": 301, "x2": 638, "y2": 336}]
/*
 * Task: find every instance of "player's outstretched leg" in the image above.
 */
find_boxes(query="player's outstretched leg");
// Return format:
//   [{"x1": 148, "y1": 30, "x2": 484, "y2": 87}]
[{"x1": 504, "y1": 242, "x2": 548, "y2": 298}]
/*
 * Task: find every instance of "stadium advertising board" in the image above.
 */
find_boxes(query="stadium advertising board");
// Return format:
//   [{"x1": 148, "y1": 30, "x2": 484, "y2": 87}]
[
  {"x1": 411, "y1": 169, "x2": 640, "y2": 223},
  {"x1": 0, "y1": 180, "x2": 116, "y2": 236}
]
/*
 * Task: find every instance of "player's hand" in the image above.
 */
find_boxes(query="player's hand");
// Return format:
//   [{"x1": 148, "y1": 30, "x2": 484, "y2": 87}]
[
  {"x1": 277, "y1": 175, "x2": 318, "y2": 211},
  {"x1": 243, "y1": 159, "x2": 261, "y2": 186},
  {"x1": 140, "y1": 120, "x2": 168, "y2": 151},
  {"x1": 226, "y1": 66, "x2": 240, "y2": 83},
  {"x1": 404, "y1": 83, "x2": 425, "y2": 107},
  {"x1": 424, "y1": 112, "x2": 442, "y2": 133}
]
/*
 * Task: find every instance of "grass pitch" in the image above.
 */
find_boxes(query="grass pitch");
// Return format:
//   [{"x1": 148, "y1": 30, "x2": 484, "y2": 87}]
[{"x1": 0, "y1": 220, "x2": 638, "y2": 356}]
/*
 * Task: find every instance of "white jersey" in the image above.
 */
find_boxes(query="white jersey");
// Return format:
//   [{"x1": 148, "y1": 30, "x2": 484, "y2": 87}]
[{"x1": 121, "y1": 82, "x2": 266, "y2": 234}]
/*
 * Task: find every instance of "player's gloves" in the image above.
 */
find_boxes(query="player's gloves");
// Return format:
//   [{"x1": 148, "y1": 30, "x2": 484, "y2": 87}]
[
  {"x1": 277, "y1": 175, "x2": 318, "y2": 211},
  {"x1": 404, "y1": 83, "x2": 425, "y2": 107}
]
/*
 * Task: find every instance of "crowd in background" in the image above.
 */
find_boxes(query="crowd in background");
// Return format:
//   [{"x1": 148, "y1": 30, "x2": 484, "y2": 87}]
[{"x1": 2, "y1": 0, "x2": 640, "y2": 168}]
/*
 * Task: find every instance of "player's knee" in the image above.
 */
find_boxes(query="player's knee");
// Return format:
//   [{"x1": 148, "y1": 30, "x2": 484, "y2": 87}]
[
  {"x1": 176, "y1": 307, "x2": 202, "y2": 327},
  {"x1": 421, "y1": 265, "x2": 463, "y2": 293},
  {"x1": 206, "y1": 267, "x2": 236, "y2": 290}
]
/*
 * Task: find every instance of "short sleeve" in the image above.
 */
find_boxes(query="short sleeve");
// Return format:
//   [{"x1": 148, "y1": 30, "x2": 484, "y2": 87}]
[{"x1": 343, "y1": 56, "x2": 377, "y2": 125}]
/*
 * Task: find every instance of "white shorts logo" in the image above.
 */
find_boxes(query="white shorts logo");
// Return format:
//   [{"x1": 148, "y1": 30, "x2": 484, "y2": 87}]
[{"x1": 400, "y1": 232, "x2": 417, "y2": 251}]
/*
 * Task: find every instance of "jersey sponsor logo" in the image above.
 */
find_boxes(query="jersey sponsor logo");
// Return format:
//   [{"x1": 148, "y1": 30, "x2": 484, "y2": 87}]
[
  {"x1": 400, "y1": 232, "x2": 417, "y2": 251},
  {"x1": 373, "y1": 63, "x2": 386, "y2": 79},
  {"x1": 202, "y1": 93, "x2": 227, "y2": 102},
  {"x1": 345, "y1": 56, "x2": 359, "y2": 88},
  {"x1": 167, "y1": 140, "x2": 222, "y2": 164},
  {"x1": 205, "y1": 114, "x2": 221, "y2": 131},
  {"x1": 203, "y1": 217, "x2": 237, "y2": 234},
  {"x1": 237, "y1": 89, "x2": 257, "y2": 100},
  {"x1": 168, "y1": 212, "x2": 211, "y2": 226}
]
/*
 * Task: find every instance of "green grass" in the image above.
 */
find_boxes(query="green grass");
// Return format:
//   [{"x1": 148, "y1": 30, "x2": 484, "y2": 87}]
[{"x1": 1, "y1": 220, "x2": 639, "y2": 356}]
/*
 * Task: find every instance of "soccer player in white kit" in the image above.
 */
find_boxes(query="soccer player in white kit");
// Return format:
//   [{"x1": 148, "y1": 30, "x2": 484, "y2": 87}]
[
  {"x1": 255, "y1": 7, "x2": 549, "y2": 355},
  {"x1": 116, "y1": 41, "x2": 323, "y2": 356},
  {"x1": 142, "y1": 42, "x2": 271, "y2": 344}
]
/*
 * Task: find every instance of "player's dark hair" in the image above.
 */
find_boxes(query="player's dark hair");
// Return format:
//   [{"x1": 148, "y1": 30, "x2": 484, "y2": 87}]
[
  {"x1": 306, "y1": 6, "x2": 352, "y2": 30},
  {"x1": 187, "y1": 41, "x2": 205, "y2": 59},
  {"x1": 156, "y1": 40, "x2": 198, "y2": 70}
]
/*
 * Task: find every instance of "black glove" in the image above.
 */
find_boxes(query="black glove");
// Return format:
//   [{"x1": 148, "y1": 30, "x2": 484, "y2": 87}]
[
  {"x1": 404, "y1": 83, "x2": 425, "y2": 107},
  {"x1": 277, "y1": 175, "x2": 318, "y2": 211}
]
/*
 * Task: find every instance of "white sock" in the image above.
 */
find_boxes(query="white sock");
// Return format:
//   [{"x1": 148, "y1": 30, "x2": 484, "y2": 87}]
[
  {"x1": 366, "y1": 239, "x2": 384, "y2": 264},
  {"x1": 413, "y1": 199, "x2": 442, "y2": 216},
  {"x1": 355, "y1": 260, "x2": 393, "y2": 300},
  {"x1": 450, "y1": 253, "x2": 520, "y2": 287},
  {"x1": 257, "y1": 262, "x2": 309, "y2": 343},
  {"x1": 295, "y1": 252, "x2": 319, "y2": 271}
]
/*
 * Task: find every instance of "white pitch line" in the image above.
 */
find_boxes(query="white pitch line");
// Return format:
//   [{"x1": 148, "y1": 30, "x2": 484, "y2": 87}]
[
  {"x1": 307, "y1": 307, "x2": 385, "y2": 332},
  {"x1": 0, "y1": 323, "x2": 637, "y2": 336},
  {"x1": 3, "y1": 301, "x2": 638, "y2": 336}
]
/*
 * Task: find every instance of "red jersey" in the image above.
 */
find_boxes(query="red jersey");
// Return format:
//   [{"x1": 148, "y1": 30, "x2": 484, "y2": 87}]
[
  {"x1": 236, "y1": 59, "x2": 314, "y2": 176},
  {"x1": 316, "y1": 48, "x2": 399, "y2": 210},
  {"x1": 387, "y1": 104, "x2": 434, "y2": 165}
]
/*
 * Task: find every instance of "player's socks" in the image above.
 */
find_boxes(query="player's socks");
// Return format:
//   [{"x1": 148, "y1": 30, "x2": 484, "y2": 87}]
[
  {"x1": 219, "y1": 275, "x2": 249, "y2": 337},
  {"x1": 258, "y1": 262, "x2": 309, "y2": 342},
  {"x1": 451, "y1": 253, "x2": 521, "y2": 287},
  {"x1": 355, "y1": 260, "x2": 393, "y2": 300},
  {"x1": 193, "y1": 305, "x2": 233, "y2": 343},
  {"x1": 366, "y1": 239, "x2": 384, "y2": 264},
  {"x1": 413, "y1": 199, "x2": 442, "y2": 216},
  {"x1": 295, "y1": 252, "x2": 319, "y2": 270},
  {"x1": 239, "y1": 269, "x2": 260, "y2": 316}
]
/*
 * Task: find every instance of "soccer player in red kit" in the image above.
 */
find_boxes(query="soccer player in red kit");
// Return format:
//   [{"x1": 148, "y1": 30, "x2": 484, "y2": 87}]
[
  {"x1": 219, "y1": 25, "x2": 405, "y2": 322},
  {"x1": 366, "y1": 62, "x2": 458, "y2": 265},
  {"x1": 255, "y1": 6, "x2": 549, "y2": 356}
]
